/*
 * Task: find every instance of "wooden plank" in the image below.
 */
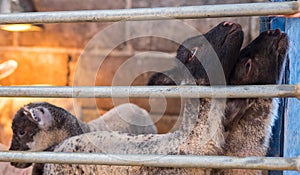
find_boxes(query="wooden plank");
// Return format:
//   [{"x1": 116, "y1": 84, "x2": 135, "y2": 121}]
[{"x1": 283, "y1": 17, "x2": 300, "y2": 175}]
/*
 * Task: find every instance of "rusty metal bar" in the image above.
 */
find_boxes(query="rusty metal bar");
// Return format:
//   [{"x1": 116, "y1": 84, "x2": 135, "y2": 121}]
[
  {"x1": 0, "y1": 2, "x2": 299, "y2": 24},
  {"x1": 0, "y1": 85, "x2": 298, "y2": 98},
  {"x1": 0, "y1": 151, "x2": 299, "y2": 171}
]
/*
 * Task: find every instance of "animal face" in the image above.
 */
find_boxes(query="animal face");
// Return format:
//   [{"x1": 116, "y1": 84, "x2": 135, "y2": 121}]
[
  {"x1": 148, "y1": 21, "x2": 244, "y2": 86},
  {"x1": 9, "y1": 109, "x2": 39, "y2": 168},
  {"x1": 230, "y1": 29, "x2": 288, "y2": 85},
  {"x1": 9, "y1": 102, "x2": 56, "y2": 168}
]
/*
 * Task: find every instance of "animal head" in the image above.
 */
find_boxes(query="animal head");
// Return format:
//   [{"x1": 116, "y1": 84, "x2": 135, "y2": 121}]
[
  {"x1": 9, "y1": 102, "x2": 78, "y2": 168},
  {"x1": 230, "y1": 29, "x2": 288, "y2": 85},
  {"x1": 148, "y1": 21, "x2": 244, "y2": 86}
]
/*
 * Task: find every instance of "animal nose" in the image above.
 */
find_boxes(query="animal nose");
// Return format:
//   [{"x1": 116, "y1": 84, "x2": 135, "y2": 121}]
[
  {"x1": 223, "y1": 21, "x2": 233, "y2": 26},
  {"x1": 267, "y1": 29, "x2": 281, "y2": 36},
  {"x1": 228, "y1": 23, "x2": 242, "y2": 34},
  {"x1": 274, "y1": 28, "x2": 281, "y2": 35}
]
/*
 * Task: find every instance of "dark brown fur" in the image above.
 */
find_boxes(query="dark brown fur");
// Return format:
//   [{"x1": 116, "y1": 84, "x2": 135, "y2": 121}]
[
  {"x1": 217, "y1": 29, "x2": 288, "y2": 175},
  {"x1": 150, "y1": 28, "x2": 289, "y2": 175},
  {"x1": 148, "y1": 22, "x2": 243, "y2": 86},
  {"x1": 9, "y1": 102, "x2": 89, "y2": 174}
]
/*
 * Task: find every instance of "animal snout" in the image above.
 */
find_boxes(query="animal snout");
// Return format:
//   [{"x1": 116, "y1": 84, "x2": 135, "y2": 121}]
[
  {"x1": 10, "y1": 162, "x2": 32, "y2": 168},
  {"x1": 222, "y1": 21, "x2": 242, "y2": 34},
  {"x1": 9, "y1": 143, "x2": 19, "y2": 151},
  {"x1": 228, "y1": 23, "x2": 242, "y2": 34}
]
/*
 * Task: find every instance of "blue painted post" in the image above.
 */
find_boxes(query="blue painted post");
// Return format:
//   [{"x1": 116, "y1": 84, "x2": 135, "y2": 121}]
[
  {"x1": 283, "y1": 17, "x2": 300, "y2": 175},
  {"x1": 266, "y1": 1, "x2": 300, "y2": 175}
]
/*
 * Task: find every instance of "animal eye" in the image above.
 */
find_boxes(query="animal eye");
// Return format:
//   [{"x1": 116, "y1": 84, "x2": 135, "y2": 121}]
[
  {"x1": 18, "y1": 131, "x2": 26, "y2": 137},
  {"x1": 244, "y1": 59, "x2": 252, "y2": 75},
  {"x1": 245, "y1": 62, "x2": 250, "y2": 71},
  {"x1": 39, "y1": 108, "x2": 44, "y2": 114}
]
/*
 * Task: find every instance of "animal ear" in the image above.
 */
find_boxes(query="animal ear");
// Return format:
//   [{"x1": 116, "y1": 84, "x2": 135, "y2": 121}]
[
  {"x1": 23, "y1": 106, "x2": 53, "y2": 130},
  {"x1": 187, "y1": 47, "x2": 199, "y2": 62}
]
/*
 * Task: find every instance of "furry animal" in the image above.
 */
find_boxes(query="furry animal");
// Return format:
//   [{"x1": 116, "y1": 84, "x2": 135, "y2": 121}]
[
  {"x1": 43, "y1": 21, "x2": 244, "y2": 175},
  {"x1": 88, "y1": 103, "x2": 157, "y2": 134},
  {"x1": 9, "y1": 102, "x2": 157, "y2": 175},
  {"x1": 150, "y1": 29, "x2": 289, "y2": 174},
  {"x1": 215, "y1": 29, "x2": 289, "y2": 175},
  {"x1": 148, "y1": 21, "x2": 243, "y2": 86}
]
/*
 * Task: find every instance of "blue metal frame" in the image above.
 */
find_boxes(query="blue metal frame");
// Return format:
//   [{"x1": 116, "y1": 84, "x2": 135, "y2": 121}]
[
  {"x1": 283, "y1": 17, "x2": 300, "y2": 175},
  {"x1": 264, "y1": 0, "x2": 300, "y2": 175}
]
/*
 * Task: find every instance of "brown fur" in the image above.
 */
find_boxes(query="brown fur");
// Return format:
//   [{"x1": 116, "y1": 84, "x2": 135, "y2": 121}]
[
  {"x1": 26, "y1": 130, "x2": 69, "y2": 152},
  {"x1": 216, "y1": 29, "x2": 288, "y2": 174}
]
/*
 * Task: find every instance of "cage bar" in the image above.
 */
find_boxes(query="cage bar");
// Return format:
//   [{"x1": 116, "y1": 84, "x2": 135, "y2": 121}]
[
  {"x1": 0, "y1": 1, "x2": 299, "y2": 173},
  {"x1": 0, "y1": 151, "x2": 299, "y2": 171},
  {"x1": 0, "y1": 85, "x2": 298, "y2": 98},
  {"x1": 0, "y1": 2, "x2": 298, "y2": 24}
]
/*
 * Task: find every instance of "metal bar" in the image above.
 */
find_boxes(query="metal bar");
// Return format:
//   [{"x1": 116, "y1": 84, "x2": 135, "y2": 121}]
[
  {"x1": 0, "y1": 85, "x2": 298, "y2": 98},
  {"x1": 0, "y1": 151, "x2": 299, "y2": 171},
  {"x1": 0, "y1": 2, "x2": 299, "y2": 24}
]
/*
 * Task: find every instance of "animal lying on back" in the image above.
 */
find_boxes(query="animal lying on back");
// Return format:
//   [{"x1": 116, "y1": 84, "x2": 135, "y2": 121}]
[
  {"x1": 43, "y1": 21, "x2": 244, "y2": 175},
  {"x1": 149, "y1": 28, "x2": 289, "y2": 174},
  {"x1": 9, "y1": 102, "x2": 157, "y2": 175},
  {"x1": 215, "y1": 29, "x2": 289, "y2": 175}
]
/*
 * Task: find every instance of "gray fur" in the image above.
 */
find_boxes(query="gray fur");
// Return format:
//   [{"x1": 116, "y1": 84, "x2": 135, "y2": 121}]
[
  {"x1": 44, "y1": 99, "x2": 225, "y2": 175},
  {"x1": 88, "y1": 103, "x2": 157, "y2": 134}
]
